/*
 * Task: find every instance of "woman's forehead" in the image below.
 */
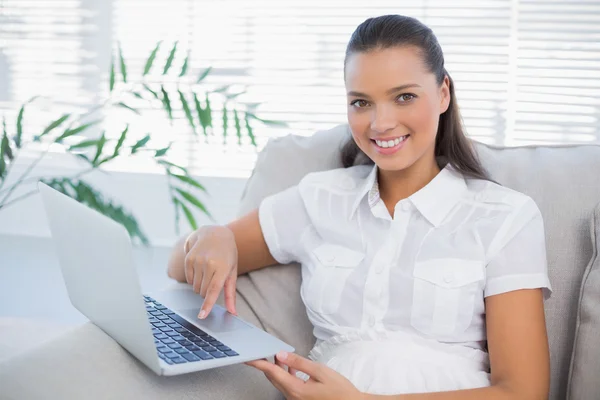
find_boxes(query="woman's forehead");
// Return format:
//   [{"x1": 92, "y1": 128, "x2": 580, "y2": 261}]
[{"x1": 345, "y1": 47, "x2": 433, "y2": 93}]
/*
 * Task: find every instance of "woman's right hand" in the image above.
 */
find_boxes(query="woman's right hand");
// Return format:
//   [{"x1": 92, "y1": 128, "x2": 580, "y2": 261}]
[{"x1": 183, "y1": 225, "x2": 238, "y2": 319}]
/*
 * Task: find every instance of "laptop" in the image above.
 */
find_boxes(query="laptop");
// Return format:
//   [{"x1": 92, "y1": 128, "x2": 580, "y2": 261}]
[{"x1": 37, "y1": 182, "x2": 294, "y2": 376}]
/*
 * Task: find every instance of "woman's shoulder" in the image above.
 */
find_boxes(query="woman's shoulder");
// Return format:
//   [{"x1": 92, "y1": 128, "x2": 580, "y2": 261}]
[
  {"x1": 465, "y1": 178, "x2": 541, "y2": 215},
  {"x1": 298, "y1": 165, "x2": 373, "y2": 192}
]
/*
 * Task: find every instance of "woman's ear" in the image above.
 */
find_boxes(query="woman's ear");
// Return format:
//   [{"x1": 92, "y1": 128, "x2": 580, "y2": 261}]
[{"x1": 440, "y1": 75, "x2": 451, "y2": 114}]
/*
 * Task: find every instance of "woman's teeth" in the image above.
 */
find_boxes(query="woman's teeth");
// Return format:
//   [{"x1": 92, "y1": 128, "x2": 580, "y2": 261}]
[{"x1": 374, "y1": 135, "x2": 408, "y2": 148}]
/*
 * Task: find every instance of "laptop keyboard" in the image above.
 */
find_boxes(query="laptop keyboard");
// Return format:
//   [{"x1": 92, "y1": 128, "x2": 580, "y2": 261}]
[{"x1": 144, "y1": 296, "x2": 239, "y2": 365}]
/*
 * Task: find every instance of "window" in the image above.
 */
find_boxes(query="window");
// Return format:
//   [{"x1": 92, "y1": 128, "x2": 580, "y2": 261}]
[{"x1": 1, "y1": 0, "x2": 599, "y2": 178}]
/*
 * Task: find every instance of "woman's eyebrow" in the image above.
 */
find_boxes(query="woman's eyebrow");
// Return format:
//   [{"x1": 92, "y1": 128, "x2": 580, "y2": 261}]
[{"x1": 347, "y1": 83, "x2": 421, "y2": 98}]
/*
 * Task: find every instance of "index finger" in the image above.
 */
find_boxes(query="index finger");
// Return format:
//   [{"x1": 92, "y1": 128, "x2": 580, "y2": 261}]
[{"x1": 198, "y1": 272, "x2": 226, "y2": 319}]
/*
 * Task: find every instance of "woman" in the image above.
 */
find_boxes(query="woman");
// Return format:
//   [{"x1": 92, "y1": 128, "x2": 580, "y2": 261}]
[{"x1": 167, "y1": 15, "x2": 552, "y2": 399}]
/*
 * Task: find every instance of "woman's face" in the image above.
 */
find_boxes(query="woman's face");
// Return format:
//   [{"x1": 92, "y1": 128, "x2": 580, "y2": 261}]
[{"x1": 345, "y1": 46, "x2": 450, "y2": 174}]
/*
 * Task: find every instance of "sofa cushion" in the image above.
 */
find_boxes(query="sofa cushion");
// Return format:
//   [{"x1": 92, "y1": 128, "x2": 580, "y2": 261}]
[
  {"x1": 568, "y1": 202, "x2": 600, "y2": 400},
  {"x1": 237, "y1": 124, "x2": 600, "y2": 400},
  {"x1": 0, "y1": 285, "x2": 283, "y2": 400}
]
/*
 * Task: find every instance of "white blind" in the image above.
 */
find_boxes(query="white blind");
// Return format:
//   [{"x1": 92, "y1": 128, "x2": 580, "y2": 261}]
[{"x1": 1, "y1": 0, "x2": 599, "y2": 178}]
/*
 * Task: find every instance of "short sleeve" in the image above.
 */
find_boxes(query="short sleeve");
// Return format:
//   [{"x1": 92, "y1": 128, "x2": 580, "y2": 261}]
[
  {"x1": 258, "y1": 185, "x2": 312, "y2": 265},
  {"x1": 484, "y1": 198, "x2": 552, "y2": 299}
]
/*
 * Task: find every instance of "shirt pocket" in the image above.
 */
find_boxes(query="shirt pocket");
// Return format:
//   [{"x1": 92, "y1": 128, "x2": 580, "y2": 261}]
[
  {"x1": 303, "y1": 243, "x2": 364, "y2": 315},
  {"x1": 410, "y1": 258, "x2": 484, "y2": 338}
]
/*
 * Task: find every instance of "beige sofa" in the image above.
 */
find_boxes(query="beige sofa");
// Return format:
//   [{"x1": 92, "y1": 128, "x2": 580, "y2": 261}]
[{"x1": 1, "y1": 124, "x2": 599, "y2": 400}]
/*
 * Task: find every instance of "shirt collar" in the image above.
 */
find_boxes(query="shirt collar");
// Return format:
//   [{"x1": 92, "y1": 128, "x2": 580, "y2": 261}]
[{"x1": 349, "y1": 164, "x2": 468, "y2": 226}]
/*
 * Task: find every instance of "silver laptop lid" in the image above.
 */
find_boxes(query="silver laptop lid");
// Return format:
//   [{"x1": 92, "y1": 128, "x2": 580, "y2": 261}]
[{"x1": 38, "y1": 182, "x2": 161, "y2": 374}]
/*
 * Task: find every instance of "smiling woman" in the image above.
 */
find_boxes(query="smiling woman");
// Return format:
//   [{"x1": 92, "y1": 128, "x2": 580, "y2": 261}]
[{"x1": 170, "y1": 14, "x2": 552, "y2": 400}]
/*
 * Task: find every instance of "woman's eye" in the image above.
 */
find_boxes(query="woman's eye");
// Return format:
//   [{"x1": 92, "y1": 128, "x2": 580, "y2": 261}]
[
  {"x1": 350, "y1": 99, "x2": 369, "y2": 108},
  {"x1": 397, "y1": 93, "x2": 416, "y2": 103}
]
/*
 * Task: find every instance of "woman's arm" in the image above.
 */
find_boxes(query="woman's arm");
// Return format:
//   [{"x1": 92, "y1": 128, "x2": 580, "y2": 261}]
[
  {"x1": 368, "y1": 288, "x2": 550, "y2": 400},
  {"x1": 167, "y1": 209, "x2": 279, "y2": 283}
]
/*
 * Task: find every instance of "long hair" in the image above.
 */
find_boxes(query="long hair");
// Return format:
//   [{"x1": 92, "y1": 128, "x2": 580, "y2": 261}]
[{"x1": 341, "y1": 15, "x2": 491, "y2": 181}]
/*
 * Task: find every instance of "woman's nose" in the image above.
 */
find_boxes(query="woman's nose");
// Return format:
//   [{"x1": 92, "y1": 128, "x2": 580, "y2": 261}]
[{"x1": 370, "y1": 105, "x2": 398, "y2": 134}]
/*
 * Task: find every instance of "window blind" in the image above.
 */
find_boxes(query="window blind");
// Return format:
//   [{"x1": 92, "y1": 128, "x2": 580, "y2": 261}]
[{"x1": 1, "y1": 0, "x2": 598, "y2": 178}]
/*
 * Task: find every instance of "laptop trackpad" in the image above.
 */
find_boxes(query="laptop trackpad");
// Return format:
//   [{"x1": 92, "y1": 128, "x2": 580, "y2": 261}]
[{"x1": 178, "y1": 307, "x2": 252, "y2": 333}]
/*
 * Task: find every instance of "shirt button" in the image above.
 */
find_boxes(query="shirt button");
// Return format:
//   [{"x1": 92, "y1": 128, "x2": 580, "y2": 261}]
[{"x1": 443, "y1": 272, "x2": 454, "y2": 284}]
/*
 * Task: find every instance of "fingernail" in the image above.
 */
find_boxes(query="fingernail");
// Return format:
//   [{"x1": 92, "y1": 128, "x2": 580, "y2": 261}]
[
  {"x1": 276, "y1": 351, "x2": 288, "y2": 361},
  {"x1": 198, "y1": 310, "x2": 206, "y2": 319}
]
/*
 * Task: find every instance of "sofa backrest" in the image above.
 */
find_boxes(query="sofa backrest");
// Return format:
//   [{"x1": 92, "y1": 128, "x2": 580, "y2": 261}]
[{"x1": 236, "y1": 124, "x2": 600, "y2": 400}]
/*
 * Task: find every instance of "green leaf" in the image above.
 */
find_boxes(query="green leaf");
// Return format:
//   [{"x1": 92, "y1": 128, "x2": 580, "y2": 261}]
[
  {"x1": 55, "y1": 120, "x2": 101, "y2": 143},
  {"x1": 109, "y1": 58, "x2": 115, "y2": 92},
  {"x1": 193, "y1": 93, "x2": 208, "y2": 137},
  {"x1": 92, "y1": 132, "x2": 107, "y2": 165},
  {"x1": 196, "y1": 66, "x2": 212, "y2": 83},
  {"x1": 213, "y1": 85, "x2": 230, "y2": 94},
  {"x1": 131, "y1": 91, "x2": 144, "y2": 100},
  {"x1": 39, "y1": 114, "x2": 71, "y2": 139},
  {"x1": 143, "y1": 41, "x2": 162, "y2": 76},
  {"x1": 222, "y1": 103, "x2": 228, "y2": 142},
  {"x1": 116, "y1": 102, "x2": 140, "y2": 115},
  {"x1": 143, "y1": 84, "x2": 160, "y2": 100},
  {"x1": 157, "y1": 159, "x2": 187, "y2": 174},
  {"x1": 179, "y1": 53, "x2": 189, "y2": 77},
  {"x1": 68, "y1": 139, "x2": 101, "y2": 151},
  {"x1": 244, "y1": 113, "x2": 257, "y2": 147},
  {"x1": 226, "y1": 90, "x2": 246, "y2": 101},
  {"x1": 175, "y1": 188, "x2": 211, "y2": 218},
  {"x1": 178, "y1": 90, "x2": 195, "y2": 134},
  {"x1": 118, "y1": 43, "x2": 127, "y2": 83},
  {"x1": 15, "y1": 107, "x2": 25, "y2": 148},
  {"x1": 161, "y1": 86, "x2": 173, "y2": 120},
  {"x1": 113, "y1": 125, "x2": 129, "y2": 157},
  {"x1": 246, "y1": 112, "x2": 287, "y2": 127},
  {"x1": 131, "y1": 134, "x2": 150, "y2": 154},
  {"x1": 205, "y1": 93, "x2": 213, "y2": 129},
  {"x1": 179, "y1": 200, "x2": 198, "y2": 230},
  {"x1": 155, "y1": 144, "x2": 170, "y2": 157},
  {"x1": 169, "y1": 172, "x2": 207, "y2": 193},
  {"x1": 14, "y1": 96, "x2": 38, "y2": 148},
  {"x1": 0, "y1": 122, "x2": 6, "y2": 178},
  {"x1": 163, "y1": 41, "x2": 178, "y2": 75},
  {"x1": 234, "y1": 109, "x2": 242, "y2": 145}
]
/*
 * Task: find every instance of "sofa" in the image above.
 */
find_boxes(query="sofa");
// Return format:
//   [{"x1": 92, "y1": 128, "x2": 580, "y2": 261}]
[{"x1": 1, "y1": 124, "x2": 599, "y2": 400}]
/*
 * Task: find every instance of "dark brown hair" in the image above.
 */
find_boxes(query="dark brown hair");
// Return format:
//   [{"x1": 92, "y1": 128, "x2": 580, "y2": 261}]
[{"x1": 341, "y1": 15, "x2": 491, "y2": 181}]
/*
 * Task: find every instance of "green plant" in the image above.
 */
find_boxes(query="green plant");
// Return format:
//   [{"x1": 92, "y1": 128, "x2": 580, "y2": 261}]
[{"x1": 0, "y1": 42, "x2": 284, "y2": 245}]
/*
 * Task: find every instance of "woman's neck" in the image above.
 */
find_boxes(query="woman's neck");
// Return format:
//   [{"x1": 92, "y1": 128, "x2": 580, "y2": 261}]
[{"x1": 377, "y1": 157, "x2": 441, "y2": 217}]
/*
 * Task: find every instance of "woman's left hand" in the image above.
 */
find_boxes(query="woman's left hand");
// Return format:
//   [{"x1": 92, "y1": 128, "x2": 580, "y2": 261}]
[{"x1": 246, "y1": 351, "x2": 364, "y2": 400}]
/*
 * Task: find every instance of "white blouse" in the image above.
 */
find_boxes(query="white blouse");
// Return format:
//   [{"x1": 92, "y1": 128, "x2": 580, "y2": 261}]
[{"x1": 258, "y1": 163, "x2": 552, "y2": 354}]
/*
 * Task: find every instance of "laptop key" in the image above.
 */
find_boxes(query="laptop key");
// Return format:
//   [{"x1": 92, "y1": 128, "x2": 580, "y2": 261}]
[
  {"x1": 182, "y1": 353, "x2": 200, "y2": 362},
  {"x1": 210, "y1": 351, "x2": 226, "y2": 359},
  {"x1": 217, "y1": 345, "x2": 231, "y2": 352},
  {"x1": 175, "y1": 348, "x2": 189, "y2": 355},
  {"x1": 149, "y1": 311, "x2": 161, "y2": 316},
  {"x1": 172, "y1": 335, "x2": 186, "y2": 341},
  {"x1": 151, "y1": 328, "x2": 161, "y2": 334},
  {"x1": 153, "y1": 323, "x2": 167, "y2": 329},
  {"x1": 158, "y1": 347, "x2": 172, "y2": 353},
  {"x1": 167, "y1": 343, "x2": 182, "y2": 349},
  {"x1": 161, "y1": 338, "x2": 175, "y2": 345},
  {"x1": 154, "y1": 333, "x2": 168, "y2": 340},
  {"x1": 171, "y1": 357, "x2": 186, "y2": 364},
  {"x1": 166, "y1": 322, "x2": 179, "y2": 327},
  {"x1": 163, "y1": 310, "x2": 175, "y2": 315},
  {"x1": 164, "y1": 358, "x2": 174, "y2": 365},
  {"x1": 192, "y1": 350, "x2": 214, "y2": 360},
  {"x1": 224, "y1": 350, "x2": 239, "y2": 357},
  {"x1": 165, "y1": 331, "x2": 179, "y2": 337},
  {"x1": 157, "y1": 315, "x2": 170, "y2": 320},
  {"x1": 184, "y1": 345, "x2": 197, "y2": 351},
  {"x1": 165, "y1": 352, "x2": 180, "y2": 359},
  {"x1": 159, "y1": 326, "x2": 172, "y2": 332},
  {"x1": 175, "y1": 327, "x2": 187, "y2": 333}
]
